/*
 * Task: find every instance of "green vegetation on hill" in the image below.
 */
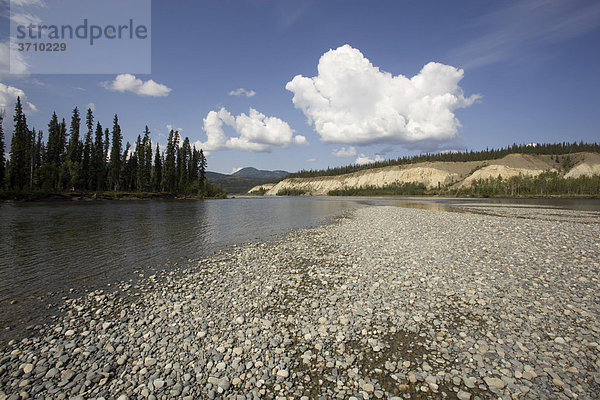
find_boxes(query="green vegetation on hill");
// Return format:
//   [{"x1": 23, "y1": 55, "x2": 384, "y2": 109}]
[
  {"x1": 276, "y1": 188, "x2": 308, "y2": 196},
  {"x1": 453, "y1": 171, "x2": 600, "y2": 197},
  {"x1": 208, "y1": 176, "x2": 281, "y2": 194},
  {"x1": 327, "y1": 172, "x2": 600, "y2": 197},
  {"x1": 289, "y1": 142, "x2": 600, "y2": 178},
  {"x1": 328, "y1": 182, "x2": 429, "y2": 196}
]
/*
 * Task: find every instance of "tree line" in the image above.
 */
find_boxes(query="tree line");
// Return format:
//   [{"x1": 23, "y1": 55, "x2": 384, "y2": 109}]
[
  {"x1": 289, "y1": 142, "x2": 600, "y2": 178},
  {"x1": 325, "y1": 172, "x2": 599, "y2": 197},
  {"x1": 0, "y1": 97, "x2": 223, "y2": 197}
]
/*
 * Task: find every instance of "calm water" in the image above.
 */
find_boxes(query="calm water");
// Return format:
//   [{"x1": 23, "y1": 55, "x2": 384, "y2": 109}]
[{"x1": 0, "y1": 197, "x2": 359, "y2": 343}]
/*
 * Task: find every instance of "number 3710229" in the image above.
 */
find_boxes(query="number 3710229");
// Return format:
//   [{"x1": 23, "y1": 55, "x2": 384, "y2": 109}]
[{"x1": 17, "y1": 42, "x2": 67, "y2": 51}]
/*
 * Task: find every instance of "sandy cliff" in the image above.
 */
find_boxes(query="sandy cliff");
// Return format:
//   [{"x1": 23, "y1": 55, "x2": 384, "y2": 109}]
[{"x1": 257, "y1": 152, "x2": 600, "y2": 195}]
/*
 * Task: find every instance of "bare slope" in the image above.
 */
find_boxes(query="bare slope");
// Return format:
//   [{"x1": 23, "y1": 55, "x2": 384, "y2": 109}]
[{"x1": 260, "y1": 153, "x2": 600, "y2": 195}]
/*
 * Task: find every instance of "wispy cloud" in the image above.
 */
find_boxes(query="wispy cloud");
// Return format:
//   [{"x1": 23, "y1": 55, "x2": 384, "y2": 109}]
[
  {"x1": 452, "y1": 0, "x2": 600, "y2": 69},
  {"x1": 0, "y1": 41, "x2": 29, "y2": 77},
  {"x1": 332, "y1": 146, "x2": 357, "y2": 157},
  {"x1": 228, "y1": 88, "x2": 256, "y2": 97}
]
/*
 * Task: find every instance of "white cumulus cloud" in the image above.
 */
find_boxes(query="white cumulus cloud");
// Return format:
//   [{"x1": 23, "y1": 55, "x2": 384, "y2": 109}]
[
  {"x1": 199, "y1": 107, "x2": 305, "y2": 153},
  {"x1": 228, "y1": 88, "x2": 256, "y2": 97},
  {"x1": 355, "y1": 154, "x2": 384, "y2": 165},
  {"x1": 0, "y1": 82, "x2": 37, "y2": 114},
  {"x1": 86, "y1": 102, "x2": 96, "y2": 112},
  {"x1": 286, "y1": 45, "x2": 479, "y2": 148},
  {"x1": 102, "y1": 74, "x2": 171, "y2": 97},
  {"x1": 332, "y1": 146, "x2": 357, "y2": 157}
]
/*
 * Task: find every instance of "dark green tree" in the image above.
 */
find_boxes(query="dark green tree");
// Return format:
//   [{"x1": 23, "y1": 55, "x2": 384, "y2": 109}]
[
  {"x1": 162, "y1": 130, "x2": 178, "y2": 192},
  {"x1": 108, "y1": 114, "x2": 122, "y2": 191},
  {"x1": 199, "y1": 148, "x2": 207, "y2": 187},
  {"x1": 179, "y1": 136, "x2": 192, "y2": 191},
  {"x1": 152, "y1": 144, "x2": 162, "y2": 192},
  {"x1": 8, "y1": 97, "x2": 31, "y2": 190},
  {"x1": 120, "y1": 142, "x2": 133, "y2": 190},
  {"x1": 92, "y1": 122, "x2": 105, "y2": 191},
  {"x1": 44, "y1": 113, "x2": 63, "y2": 190},
  {"x1": 82, "y1": 108, "x2": 93, "y2": 189},
  {"x1": 64, "y1": 107, "x2": 81, "y2": 190},
  {"x1": 32, "y1": 129, "x2": 44, "y2": 189},
  {"x1": 66, "y1": 107, "x2": 81, "y2": 163},
  {"x1": 139, "y1": 126, "x2": 152, "y2": 191}
]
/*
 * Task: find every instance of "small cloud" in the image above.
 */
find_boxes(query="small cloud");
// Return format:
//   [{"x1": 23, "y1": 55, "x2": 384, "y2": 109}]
[
  {"x1": 166, "y1": 124, "x2": 183, "y2": 133},
  {"x1": 306, "y1": 158, "x2": 317, "y2": 162},
  {"x1": 231, "y1": 167, "x2": 243, "y2": 174},
  {"x1": 355, "y1": 154, "x2": 384, "y2": 165},
  {"x1": 102, "y1": 74, "x2": 171, "y2": 97},
  {"x1": 86, "y1": 102, "x2": 96, "y2": 112},
  {"x1": 293, "y1": 135, "x2": 308, "y2": 145},
  {"x1": 228, "y1": 88, "x2": 256, "y2": 97},
  {"x1": 332, "y1": 146, "x2": 357, "y2": 157}
]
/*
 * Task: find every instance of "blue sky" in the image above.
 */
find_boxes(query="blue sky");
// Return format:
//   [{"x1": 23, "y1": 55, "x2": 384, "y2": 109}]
[{"x1": 1, "y1": 0, "x2": 600, "y2": 174}]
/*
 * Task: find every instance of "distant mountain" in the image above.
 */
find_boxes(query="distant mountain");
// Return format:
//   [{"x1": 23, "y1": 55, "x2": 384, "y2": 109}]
[
  {"x1": 205, "y1": 171, "x2": 228, "y2": 179},
  {"x1": 205, "y1": 168, "x2": 288, "y2": 194},
  {"x1": 231, "y1": 167, "x2": 289, "y2": 179}
]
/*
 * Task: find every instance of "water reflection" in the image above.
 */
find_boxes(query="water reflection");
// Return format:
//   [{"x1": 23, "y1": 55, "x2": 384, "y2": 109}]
[{"x1": 0, "y1": 197, "x2": 358, "y2": 343}]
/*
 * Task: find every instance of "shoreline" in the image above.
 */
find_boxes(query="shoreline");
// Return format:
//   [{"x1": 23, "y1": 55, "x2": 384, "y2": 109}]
[
  {"x1": 0, "y1": 191, "x2": 227, "y2": 202},
  {"x1": 2, "y1": 190, "x2": 599, "y2": 203},
  {"x1": 1, "y1": 205, "x2": 599, "y2": 399}
]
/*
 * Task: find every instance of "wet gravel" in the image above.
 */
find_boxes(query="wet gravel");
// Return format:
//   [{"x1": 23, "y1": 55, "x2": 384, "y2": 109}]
[{"x1": 1, "y1": 205, "x2": 599, "y2": 399}]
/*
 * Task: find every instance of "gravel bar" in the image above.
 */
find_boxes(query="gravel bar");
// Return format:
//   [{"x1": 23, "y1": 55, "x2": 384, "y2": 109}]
[{"x1": 1, "y1": 205, "x2": 599, "y2": 400}]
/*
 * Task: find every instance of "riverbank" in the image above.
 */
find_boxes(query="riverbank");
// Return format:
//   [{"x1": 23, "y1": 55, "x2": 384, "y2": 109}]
[
  {"x1": 1, "y1": 205, "x2": 599, "y2": 399},
  {"x1": 0, "y1": 190, "x2": 227, "y2": 202}
]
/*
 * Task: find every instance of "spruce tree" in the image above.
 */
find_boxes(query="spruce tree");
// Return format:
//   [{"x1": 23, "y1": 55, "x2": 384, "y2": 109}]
[
  {"x1": 82, "y1": 109, "x2": 93, "y2": 189},
  {"x1": 92, "y1": 122, "x2": 104, "y2": 191},
  {"x1": 32, "y1": 129, "x2": 43, "y2": 189},
  {"x1": 163, "y1": 130, "x2": 178, "y2": 192},
  {"x1": 108, "y1": 115, "x2": 122, "y2": 190},
  {"x1": 141, "y1": 126, "x2": 152, "y2": 191},
  {"x1": 67, "y1": 107, "x2": 80, "y2": 163},
  {"x1": 152, "y1": 144, "x2": 162, "y2": 192},
  {"x1": 120, "y1": 142, "x2": 132, "y2": 190},
  {"x1": 9, "y1": 97, "x2": 31, "y2": 190},
  {"x1": 179, "y1": 137, "x2": 191, "y2": 192},
  {"x1": 45, "y1": 112, "x2": 62, "y2": 189},
  {"x1": 199, "y1": 149, "x2": 207, "y2": 188},
  {"x1": 134, "y1": 134, "x2": 143, "y2": 191}
]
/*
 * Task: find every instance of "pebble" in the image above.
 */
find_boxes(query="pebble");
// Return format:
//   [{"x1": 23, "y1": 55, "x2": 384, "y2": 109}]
[{"x1": 0, "y1": 205, "x2": 598, "y2": 399}]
